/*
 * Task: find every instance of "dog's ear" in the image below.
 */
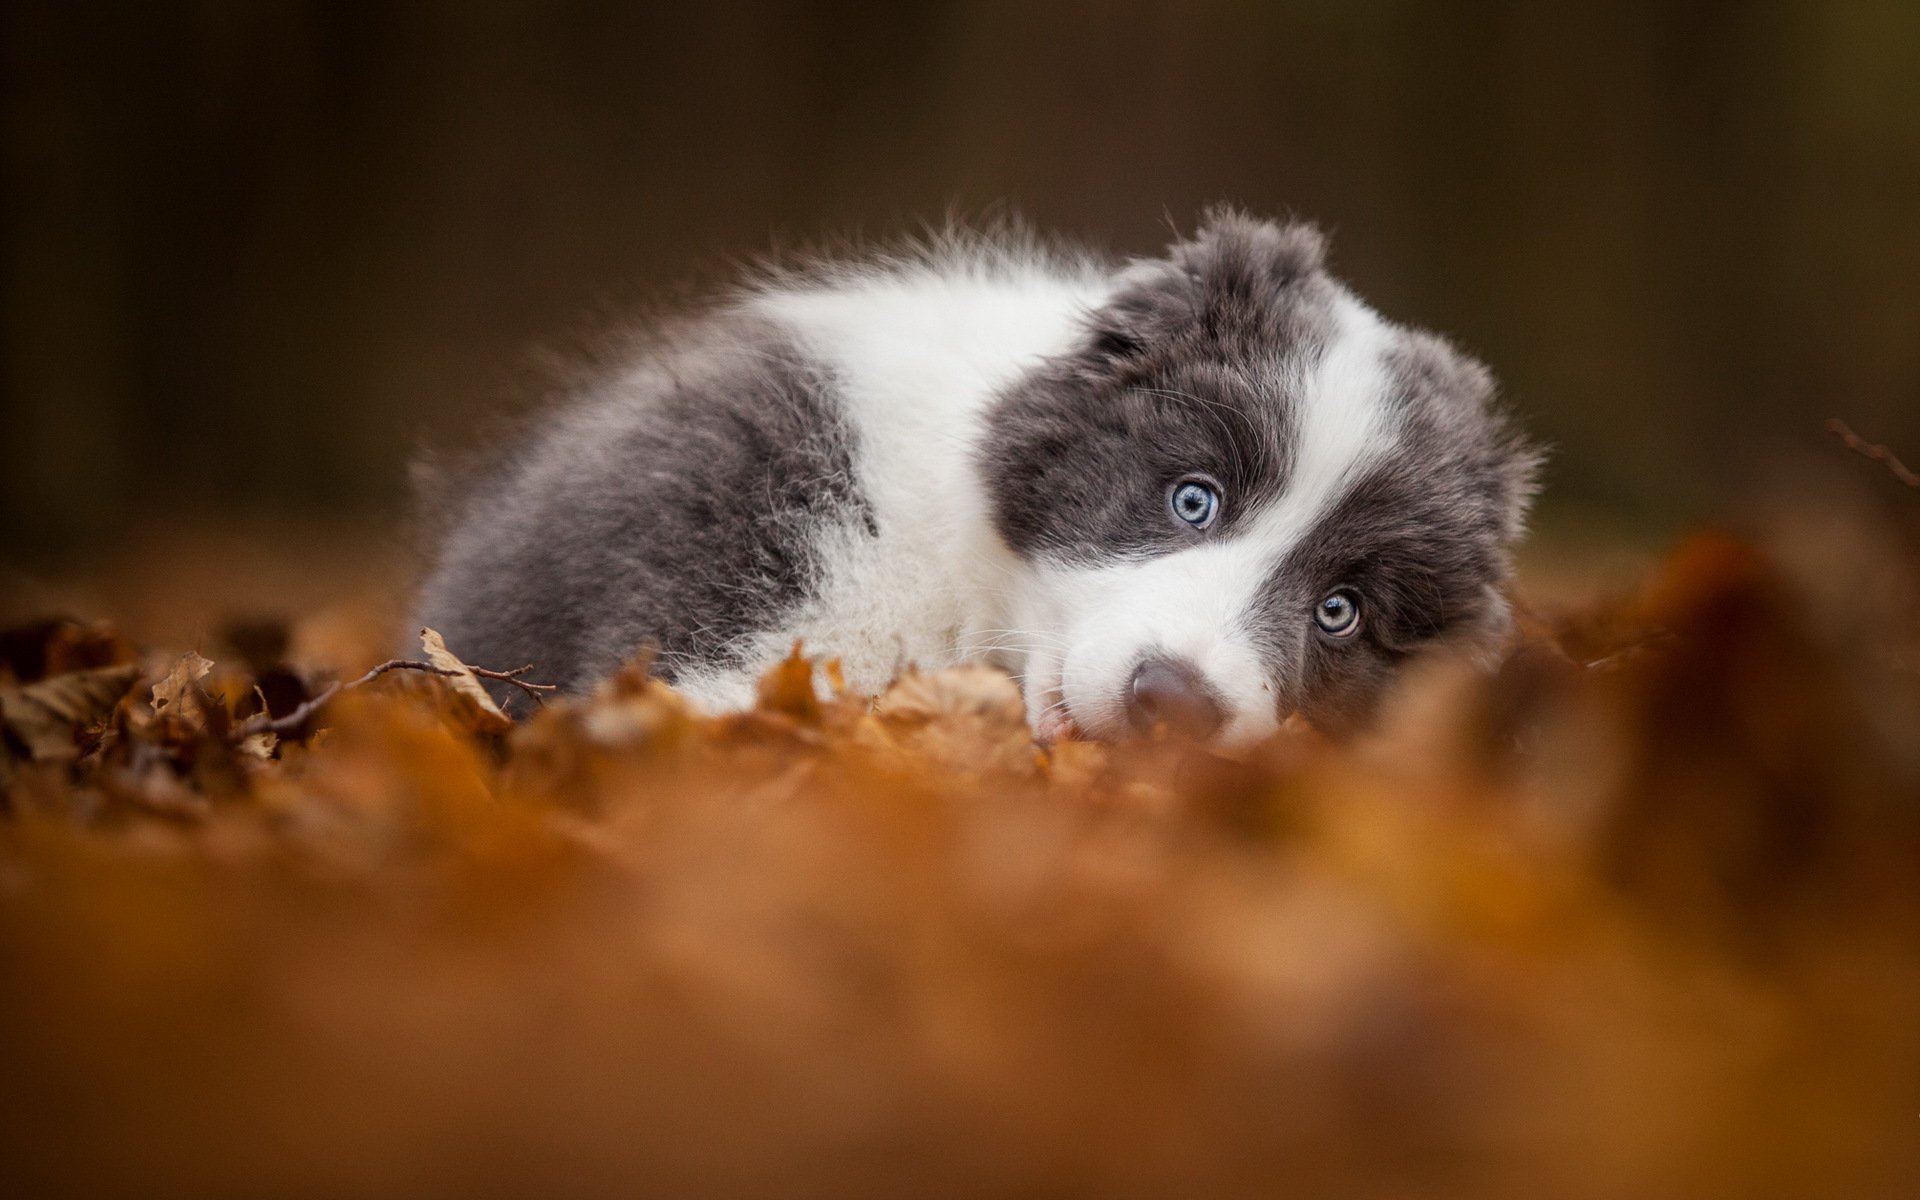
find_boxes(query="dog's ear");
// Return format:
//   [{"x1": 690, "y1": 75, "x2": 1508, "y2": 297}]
[
  {"x1": 1169, "y1": 207, "x2": 1327, "y2": 294},
  {"x1": 1079, "y1": 208, "x2": 1328, "y2": 370},
  {"x1": 1394, "y1": 329, "x2": 1546, "y2": 545},
  {"x1": 1084, "y1": 325, "x2": 1149, "y2": 363},
  {"x1": 1491, "y1": 427, "x2": 1547, "y2": 545}
]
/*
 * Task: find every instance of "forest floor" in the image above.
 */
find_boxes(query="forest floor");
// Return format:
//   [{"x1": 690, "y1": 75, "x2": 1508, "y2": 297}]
[{"x1": 3, "y1": 474, "x2": 1919, "y2": 1198}]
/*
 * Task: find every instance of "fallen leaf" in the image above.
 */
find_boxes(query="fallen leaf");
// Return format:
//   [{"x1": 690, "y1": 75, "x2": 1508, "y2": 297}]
[
  {"x1": 873, "y1": 665, "x2": 1036, "y2": 776},
  {"x1": 0, "y1": 665, "x2": 143, "y2": 762},
  {"x1": 0, "y1": 618, "x2": 137, "y2": 683},
  {"x1": 237, "y1": 730, "x2": 280, "y2": 760},
  {"x1": 151, "y1": 651, "x2": 215, "y2": 723},
  {"x1": 755, "y1": 642, "x2": 821, "y2": 723},
  {"x1": 420, "y1": 627, "x2": 514, "y2": 735},
  {"x1": 876, "y1": 664, "x2": 1027, "y2": 729}
]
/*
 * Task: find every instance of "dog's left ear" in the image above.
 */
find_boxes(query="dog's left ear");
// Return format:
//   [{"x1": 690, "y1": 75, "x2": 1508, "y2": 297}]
[
  {"x1": 1387, "y1": 327, "x2": 1544, "y2": 549},
  {"x1": 1080, "y1": 208, "x2": 1328, "y2": 369}
]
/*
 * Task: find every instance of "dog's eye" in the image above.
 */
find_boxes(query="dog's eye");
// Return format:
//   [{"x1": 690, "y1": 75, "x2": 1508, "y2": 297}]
[
  {"x1": 1314, "y1": 589, "x2": 1361, "y2": 637},
  {"x1": 1169, "y1": 479, "x2": 1220, "y2": 529}
]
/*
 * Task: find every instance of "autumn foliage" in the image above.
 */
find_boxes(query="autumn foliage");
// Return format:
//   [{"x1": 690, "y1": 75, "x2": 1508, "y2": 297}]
[{"x1": 3, "y1": 529, "x2": 1918, "y2": 1199}]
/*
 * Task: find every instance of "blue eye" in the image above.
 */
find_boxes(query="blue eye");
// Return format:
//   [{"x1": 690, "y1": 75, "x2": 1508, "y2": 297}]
[
  {"x1": 1169, "y1": 479, "x2": 1220, "y2": 529},
  {"x1": 1315, "y1": 589, "x2": 1361, "y2": 637}
]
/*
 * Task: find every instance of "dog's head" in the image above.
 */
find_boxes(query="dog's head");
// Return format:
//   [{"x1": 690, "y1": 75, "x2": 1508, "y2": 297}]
[{"x1": 978, "y1": 210, "x2": 1541, "y2": 745}]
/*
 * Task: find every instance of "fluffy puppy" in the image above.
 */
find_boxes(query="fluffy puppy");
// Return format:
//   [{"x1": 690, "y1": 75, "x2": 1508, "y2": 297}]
[{"x1": 416, "y1": 210, "x2": 1540, "y2": 743}]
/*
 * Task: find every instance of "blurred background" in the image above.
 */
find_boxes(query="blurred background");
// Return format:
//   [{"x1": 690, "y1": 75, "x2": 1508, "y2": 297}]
[{"x1": 4, "y1": 1, "x2": 1917, "y2": 583}]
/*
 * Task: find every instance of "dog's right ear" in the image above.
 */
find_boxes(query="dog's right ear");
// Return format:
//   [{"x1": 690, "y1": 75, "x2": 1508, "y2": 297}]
[{"x1": 1074, "y1": 263, "x2": 1184, "y2": 375}]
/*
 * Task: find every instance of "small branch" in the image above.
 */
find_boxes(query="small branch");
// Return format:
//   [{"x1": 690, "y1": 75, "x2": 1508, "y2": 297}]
[
  {"x1": 471, "y1": 664, "x2": 560, "y2": 703},
  {"x1": 231, "y1": 660, "x2": 449, "y2": 741},
  {"x1": 231, "y1": 658, "x2": 556, "y2": 742},
  {"x1": 1828, "y1": 418, "x2": 1920, "y2": 489}
]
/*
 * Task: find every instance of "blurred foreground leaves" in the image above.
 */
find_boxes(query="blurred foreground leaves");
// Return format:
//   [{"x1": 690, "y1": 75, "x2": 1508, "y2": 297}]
[{"x1": 1, "y1": 533, "x2": 1917, "y2": 1199}]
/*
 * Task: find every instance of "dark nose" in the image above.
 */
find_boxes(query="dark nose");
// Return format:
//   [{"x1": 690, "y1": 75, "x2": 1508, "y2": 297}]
[{"x1": 1127, "y1": 657, "x2": 1225, "y2": 739}]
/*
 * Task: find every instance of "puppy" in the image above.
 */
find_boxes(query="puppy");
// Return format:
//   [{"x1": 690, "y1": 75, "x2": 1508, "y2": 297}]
[{"x1": 415, "y1": 209, "x2": 1540, "y2": 744}]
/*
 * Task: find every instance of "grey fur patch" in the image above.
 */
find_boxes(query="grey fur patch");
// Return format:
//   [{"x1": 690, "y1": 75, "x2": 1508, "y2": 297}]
[
  {"x1": 413, "y1": 314, "x2": 870, "y2": 713},
  {"x1": 1247, "y1": 331, "x2": 1544, "y2": 731},
  {"x1": 977, "y1": 210, "x2": 1337, "y2": 562}
]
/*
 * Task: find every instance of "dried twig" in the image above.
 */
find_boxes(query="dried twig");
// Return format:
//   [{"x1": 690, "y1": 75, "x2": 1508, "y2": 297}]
[
  {"x1": 1827, "y1": 418, "x2": 1920, "y2": 489},
  {"x1": 233, "y1": 659, "x2": 556, "y2": 741},
  {"x1": 471, "y1": 663, "x2": 560, "y2": 702}
]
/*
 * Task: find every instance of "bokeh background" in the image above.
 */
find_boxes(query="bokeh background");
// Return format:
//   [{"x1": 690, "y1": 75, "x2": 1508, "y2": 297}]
[{"x1": 5, "y1": 1, "x2": 1918, "y2": 575}]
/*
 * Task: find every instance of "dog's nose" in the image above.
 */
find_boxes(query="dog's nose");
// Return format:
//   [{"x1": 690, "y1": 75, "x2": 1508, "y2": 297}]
[{"x1": 1127, "y1": 657, "x2": 1224, "y2": 739}]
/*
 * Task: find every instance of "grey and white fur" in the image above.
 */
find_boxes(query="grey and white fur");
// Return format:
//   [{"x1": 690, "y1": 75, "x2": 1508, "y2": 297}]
[{"x1": 415, "y1": 210, "x2": 1540, "y2": 745}]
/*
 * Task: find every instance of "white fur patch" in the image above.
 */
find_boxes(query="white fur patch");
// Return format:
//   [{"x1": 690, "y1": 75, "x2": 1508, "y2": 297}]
[{"x1": 722, "y1": 259, "x2": 1109, "y2": 700}]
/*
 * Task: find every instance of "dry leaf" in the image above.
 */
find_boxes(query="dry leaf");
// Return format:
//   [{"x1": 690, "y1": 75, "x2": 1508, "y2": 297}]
[
  {"x1": 873, "y1": 665, "x2": 1037, "y2": 776},
  {"x1": 0, "y1": 664, "x2": 142, "y2": 761},
  {"x1": 237, "y1": 730, "x2": 280, "y2": 760},
  {"x1": 876, "y1": 664, "x2": 1026, "y2": 729},
  {"x1": 755, "y1": 642, "x2": 821, "y2": 723},
  {"x1": 419, "y1": 626, "x2": 514, "y2": 735},
  {"x1": 1, "y1": 618, "x2": 137, "y2": 684},
  {"x1": 150, "y1": 651, "x2": 215, "y2": 723}
]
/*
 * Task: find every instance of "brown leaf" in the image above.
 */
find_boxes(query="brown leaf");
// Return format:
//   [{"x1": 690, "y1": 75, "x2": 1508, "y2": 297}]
[
  {"x1": 0, "y1": 618, "x2": 136, "y2": 683},
  {"x1": 875, "y1": 663, "x2": 1026, "y2": 731},
  {"x1": 45, "y1": 620, "x2": 139, "y2": 677},
  {"x1": 0, "y1": 665, "x2": 143, "y2": 762},
  {"x1": 419, "y1": 627, "x2": 514, "y2": 735},
  {"x1": 150, "y1": 651, "x2": 215, "y2": 724},
  {"x1": 755, "y1": 642, "x2": 821, "y2": 724},
  {"x1": 872, "y1": 665, "x2": 1038, "y2": 776},
  {"x1": 236, "y1": 730, "x2": 280, "y2": 760}
]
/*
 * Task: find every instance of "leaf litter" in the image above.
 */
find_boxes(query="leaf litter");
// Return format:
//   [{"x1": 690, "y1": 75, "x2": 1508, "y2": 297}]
[{"x1": 1, "y1": 526, "x2": 1918, "y2": 1199}]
